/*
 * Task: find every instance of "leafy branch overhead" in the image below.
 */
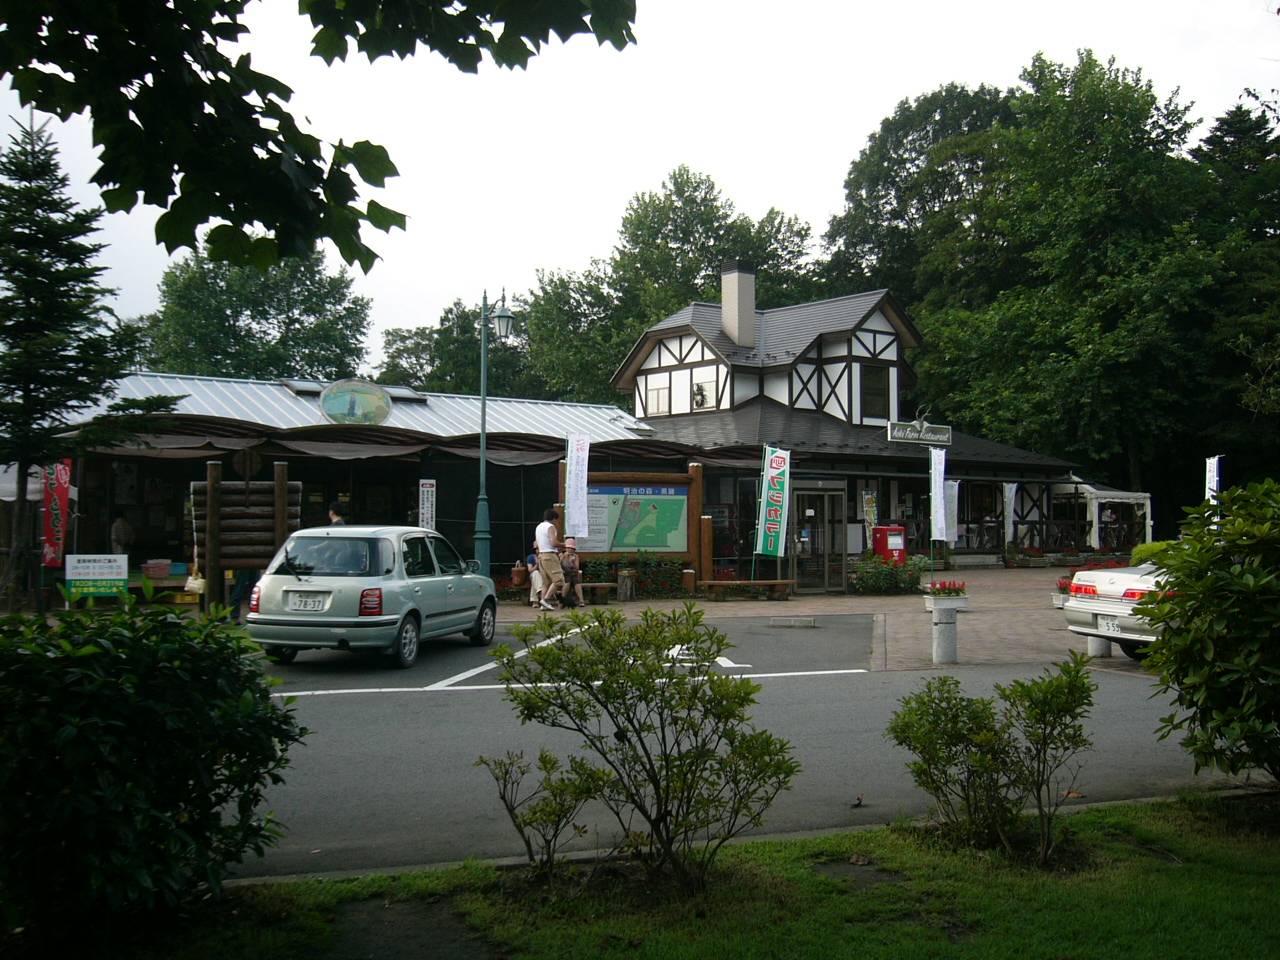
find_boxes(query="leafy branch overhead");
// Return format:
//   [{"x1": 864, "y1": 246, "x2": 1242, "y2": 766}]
[{"x1": 0, "y1": 1, "x2": 637, "y2": 271}]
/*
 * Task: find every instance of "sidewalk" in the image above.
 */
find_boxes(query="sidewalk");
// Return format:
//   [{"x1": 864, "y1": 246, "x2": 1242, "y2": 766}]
[{"x1": 497, "y1": 566, "x2": 1083, "y2": 671}]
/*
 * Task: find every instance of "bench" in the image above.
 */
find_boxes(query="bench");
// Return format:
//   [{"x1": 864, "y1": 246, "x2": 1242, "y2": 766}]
[
  {"x1": 579, "y1": 582, "x2": 619, "y2": 604},
  {"x1": 697, "y1": 579, "x2": 795, "y2": 602}
]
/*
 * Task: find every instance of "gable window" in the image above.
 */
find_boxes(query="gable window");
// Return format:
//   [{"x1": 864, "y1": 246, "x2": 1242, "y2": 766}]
[
  {"x1": 861, "y1": 365, "x2": 889, "y2": 420},
  {"x1": 646, "y1": 382, "x2": 670, "y2": 417},
  {"x1": 691, "y1": 369, "x2": 717, "y2": 411}
]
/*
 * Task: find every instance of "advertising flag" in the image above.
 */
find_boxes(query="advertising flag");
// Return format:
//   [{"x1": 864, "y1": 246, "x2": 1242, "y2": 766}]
[
  {"x1": 1205, "y1": 455, "x2": 1222, "y2": 501},
  {"x1": 755, "y1": 446, "x2": 791, "y2": 557},
  {"x1": 565, "y1": 433, "x2": 590, "y2": 538},
  {"x1": 42, "y1": 460, "x2": 72, "y2": 567},
  {"x1": 930, "y1": 446, "x2": 948, "y2": 541}
]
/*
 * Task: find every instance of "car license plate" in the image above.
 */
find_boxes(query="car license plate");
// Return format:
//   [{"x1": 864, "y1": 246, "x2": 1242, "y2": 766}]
[
  {"x1": 1097, "y1": 614, "x2": 1121, "y2": 635},
  {"x1": 288, "y1": 592, "x2": 326, "y2": 612}
]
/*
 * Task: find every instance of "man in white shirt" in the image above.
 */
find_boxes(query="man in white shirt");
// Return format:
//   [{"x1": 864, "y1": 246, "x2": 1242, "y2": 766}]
[{"x1": 535, "y1": 507, "x2": 565, "y2": 611}]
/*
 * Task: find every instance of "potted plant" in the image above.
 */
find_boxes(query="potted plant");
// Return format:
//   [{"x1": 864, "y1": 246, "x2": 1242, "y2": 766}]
[
  {"x1": 923, "y1": 579, "x2": 968, "y2": 612},
  {"x1": 1053, "y1": 575, "x2": 1071, "y2": 608},
  {"x1": 1015, "y1": 546, "x2": 1050, "y2": 568}
]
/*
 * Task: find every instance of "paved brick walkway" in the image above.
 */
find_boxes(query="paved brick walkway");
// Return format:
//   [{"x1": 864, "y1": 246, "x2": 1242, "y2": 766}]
[{"x1": 497, "y1": 565, "x2": 1092, "y2": 672}]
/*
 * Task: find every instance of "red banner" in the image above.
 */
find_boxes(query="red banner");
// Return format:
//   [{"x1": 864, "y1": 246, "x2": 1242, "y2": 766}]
[{"x1": 42, "y1": 460, "x2": 72, "y2": 567}]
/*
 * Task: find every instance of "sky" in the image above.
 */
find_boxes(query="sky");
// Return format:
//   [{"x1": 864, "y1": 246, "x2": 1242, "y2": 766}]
[{"x1": 5, "y1": 1, "x2": 1280, "y2": 374}]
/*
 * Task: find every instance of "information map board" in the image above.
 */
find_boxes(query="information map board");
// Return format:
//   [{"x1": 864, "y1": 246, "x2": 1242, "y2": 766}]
[{"x1": 574, "y1": 485, "x2": 689, "y2": 554}]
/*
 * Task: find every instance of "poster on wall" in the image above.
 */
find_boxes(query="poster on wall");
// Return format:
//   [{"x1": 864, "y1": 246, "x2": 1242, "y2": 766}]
[
  {"x1": 754, "y1": 446, "x2": 791, "y2": 557},
  {"x1": 574, "y1": 485, "x2": 689, "y2": 554},
  {"x1": 418, "y1": 479, "x2": 437, "y2": 530}
]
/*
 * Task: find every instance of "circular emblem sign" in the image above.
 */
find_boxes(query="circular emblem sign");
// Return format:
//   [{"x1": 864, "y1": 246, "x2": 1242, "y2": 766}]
[{"x1": 319, "y1": 379, "x2": 394, "y2": 425}]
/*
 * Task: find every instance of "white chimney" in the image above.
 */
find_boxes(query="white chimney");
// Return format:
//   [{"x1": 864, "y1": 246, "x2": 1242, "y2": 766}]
[{"x1": 721, "y1": 260, "x2": 756, "y2": 347}]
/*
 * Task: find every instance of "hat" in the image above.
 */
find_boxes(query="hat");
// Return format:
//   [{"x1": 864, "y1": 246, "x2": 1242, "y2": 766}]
[{"x1": 564, "y1": 538, "x2": 576, "y2": 548}]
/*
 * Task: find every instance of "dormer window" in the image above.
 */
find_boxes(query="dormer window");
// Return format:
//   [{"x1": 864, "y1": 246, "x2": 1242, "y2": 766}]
[
  {"x1": 691, "y1": 368, "x2": 717, "y2": 411},
  {"x1": 646, "y1": 381, "x2": 670, "y2": 417},
  {"x1": 861, "y1": 365, "x2": 889, "y2": 420}
]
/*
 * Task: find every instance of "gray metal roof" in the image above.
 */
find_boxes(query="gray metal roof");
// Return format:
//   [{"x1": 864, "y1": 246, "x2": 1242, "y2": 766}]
[{"x1": 82, "y1": 372, "x2": 654, "y2": 445}]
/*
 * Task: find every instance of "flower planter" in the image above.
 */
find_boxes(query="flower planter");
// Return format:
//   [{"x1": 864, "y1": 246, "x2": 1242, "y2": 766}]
[
  {"x1": 1052, "y1": 593, "x2": 1067, "y2": 609},
  {"x1": 925, "y1": 595, "x2": 969, "y2": 613},
  {"x1": 1051, "y1": 554, "x2": 1087, "y2": 567},
  {"x1": 1014, "y1": 556, "x2": 1050, "y2": 568}
]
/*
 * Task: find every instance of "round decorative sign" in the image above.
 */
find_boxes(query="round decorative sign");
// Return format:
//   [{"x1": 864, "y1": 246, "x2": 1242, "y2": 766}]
[{"x1": 319, "y1": 379, "x2": 394, "y2": 425}]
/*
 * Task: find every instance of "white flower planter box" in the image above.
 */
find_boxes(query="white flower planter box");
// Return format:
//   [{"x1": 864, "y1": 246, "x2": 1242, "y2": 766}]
[
  {"x1": 925, "y1": 595, "x2": 969, "y2": 613},
  {"x1": 1052, "y1": 594, "x2": 1067, "y2": 609}
]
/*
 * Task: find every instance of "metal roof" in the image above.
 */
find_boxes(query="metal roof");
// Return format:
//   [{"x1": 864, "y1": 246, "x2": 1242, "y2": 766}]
[{"x1": 81, "y1": 372, "x2": 655, "y2": 445}]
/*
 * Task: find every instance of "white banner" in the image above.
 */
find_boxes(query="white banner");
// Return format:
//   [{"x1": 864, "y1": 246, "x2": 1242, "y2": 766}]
[
  {"x1": 565, "y1": 433, "x2": 591, "y2": 538},
  {"x1": 929, "y1": 447, "x2": 948, "y2": 541},
  {"x1": 945, "y1": 480, "x2": 960, "y2": 543},
  {"x1": 1003, "y1": 482, "x2": 1018, "y2": 547},
  {"x1": 1205, "y1": 455, "x2": 1221, "y2": 501},
  {"x1": 418, "y1": 479, "x2": 436, "y2": 529}
]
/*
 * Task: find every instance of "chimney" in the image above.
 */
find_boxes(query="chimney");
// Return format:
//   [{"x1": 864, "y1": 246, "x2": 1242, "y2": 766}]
[{"x1": 720, "y1": 260, "x2": 756, "y2": 348}]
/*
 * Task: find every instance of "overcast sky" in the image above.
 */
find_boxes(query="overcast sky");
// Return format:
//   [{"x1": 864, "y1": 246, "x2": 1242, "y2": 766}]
[{"x1": 5, "y1": 1, "x2": 1280, "y2": 373}]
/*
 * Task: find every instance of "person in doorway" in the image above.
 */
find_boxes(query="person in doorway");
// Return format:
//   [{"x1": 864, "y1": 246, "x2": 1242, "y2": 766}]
[
  {"x1": 535, "y1": 507, "x2": 565, "y2": 611},
  {"x1": 110, "y1": 511, "x2": 134, "y2": 556},
  {"x1": 527, "y1": 540, "x2": 544, "y2": 608},
  {"x1": 329, "y1": 501, "x2": 348, "y2": 525},
  {"x1": 559, "y1": 538, "x2": 585, "y2": 608}
]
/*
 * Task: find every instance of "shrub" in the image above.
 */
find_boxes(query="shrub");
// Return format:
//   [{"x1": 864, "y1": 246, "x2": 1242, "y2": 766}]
[
  {"x1": 494, "y1": 604, "x2": 800, "y2": 892},
  {"x1": 475, "y1": 749, "x2": 592, "y2": 872},
  {"x1": 1145, "y1": 480, "x2": 1280, "y2": 780},
  {"x1": 1129, "y1": 539, "x2": 1178, "y2": 566},
  {"x1": 0, "y1": 596, "x2": 307, "y2": 934},
  {"x1": 633, "y1": 551, "x2": 684, "y2": 598},
  {"x1": 849, "y1": 553, "x2": 928, "y2": 595}
]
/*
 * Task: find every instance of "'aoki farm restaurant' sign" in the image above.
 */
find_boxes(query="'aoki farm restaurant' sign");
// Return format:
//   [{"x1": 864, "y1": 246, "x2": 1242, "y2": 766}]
[{"x1": 887, "y1": 419, "x2": 952, "y2": 445}]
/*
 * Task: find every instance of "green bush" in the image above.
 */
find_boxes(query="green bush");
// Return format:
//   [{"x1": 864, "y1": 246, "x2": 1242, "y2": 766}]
[
  {"x1": 849, "y1": 553, "x2": 928, "y2": 595},
  {"x1": 494, "y1": 604, "x2": 800, "y2": 892},
  {"x1": 1145, "y1": 480, "x2": 1280, "y2": 780},
  {"x1": 0, "y1": 596, "x2": 308, "y2": 934},
  {"x1": 1129, "y1": 539, "x2": 1178, "y2": 566},
  {"x1": 632, "y1": 551, "x2": 685, "y2": 598}
]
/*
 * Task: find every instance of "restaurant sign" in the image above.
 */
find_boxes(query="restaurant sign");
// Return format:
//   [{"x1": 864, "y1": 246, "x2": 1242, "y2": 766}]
[{"x1": 887, "y1": 420, "x2": 952, "y2": 445}]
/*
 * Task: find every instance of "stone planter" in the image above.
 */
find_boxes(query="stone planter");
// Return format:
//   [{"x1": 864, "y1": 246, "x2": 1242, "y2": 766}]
[
  {"x1": 925, "y1": 594, "x2": 969, "y2": 613},
  {"x1": 1014, "y1": 555, "x2": 1050, "y2": 568},
  {"x1": 1052, "y1": 593, "x2": 1067, "y2": 609}
]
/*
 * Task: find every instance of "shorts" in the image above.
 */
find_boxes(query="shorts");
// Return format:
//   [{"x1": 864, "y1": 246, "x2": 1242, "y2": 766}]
[{"x1": 538, "y1": 552, "x2": 565, "y2": 587}]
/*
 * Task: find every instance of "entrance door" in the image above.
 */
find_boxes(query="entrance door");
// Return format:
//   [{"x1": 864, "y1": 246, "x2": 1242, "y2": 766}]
[{"x1": 792, "y1": 491, "x2": 847, "y2": 593}]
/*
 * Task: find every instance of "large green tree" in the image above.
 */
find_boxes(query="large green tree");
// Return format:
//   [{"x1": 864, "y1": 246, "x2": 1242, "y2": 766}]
[
  {"x1": 0, "y1": 117, "x2": 171, "y2": 604},
  {"x1": 138, "y1": 242, "x2": 372, "y2": 381},
  {"x1": 0, "y1": 1, "x2": 637, "y2": 271},
  {"x1": 378, "y1": 298, "x2": 552, "y2": 399}
]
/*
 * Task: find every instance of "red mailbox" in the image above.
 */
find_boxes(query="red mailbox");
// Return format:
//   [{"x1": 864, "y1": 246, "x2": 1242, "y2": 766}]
[{"x1": 872, "y1": 525, "x2": 907, "y2": 565}]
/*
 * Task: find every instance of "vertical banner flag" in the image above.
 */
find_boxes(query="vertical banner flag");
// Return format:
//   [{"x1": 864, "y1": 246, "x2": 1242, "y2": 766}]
[
  {"x1": 42, "y1": 459, "x2": 72, "y2": 567},
  {"x1": 1003, "y1": 482, "x2": 1018, "y2": 548},
  {"x1": 755, "y1": 446, "x2": 791, "y2": 557},
  {"x1": 930, "y1": 446, "x2": 948, "y2": 541},
  {"x1": 565, "y1": 433, "x2": 590, "y2": 538},
  {"x1": 418, "y1": 479, "x2": 437, "y2": 530},
  {"x1": 1205, "y1": 455, "x2": 1222, "y2": 501},
  {"x1": 945, "y1": 480, "x2": 960, "y2": 543}
]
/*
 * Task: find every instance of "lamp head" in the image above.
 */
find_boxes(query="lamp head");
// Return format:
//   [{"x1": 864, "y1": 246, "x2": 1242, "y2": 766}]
[{"x1": 492, "y1": 299, "x2": 514, "y2": 340}]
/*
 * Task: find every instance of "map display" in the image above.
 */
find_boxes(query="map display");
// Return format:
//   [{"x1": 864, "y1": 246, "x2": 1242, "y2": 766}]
[{"x1": 575, "y1": 486, "x2": 689, "y2": 554}]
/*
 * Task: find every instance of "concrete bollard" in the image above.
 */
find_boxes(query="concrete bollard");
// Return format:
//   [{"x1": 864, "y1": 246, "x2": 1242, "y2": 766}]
[
  {"x1": 932, "y1": 607, "x2": 958, "y2": 664},
  {"x1": 1086, "y1": 635, "x2": 1113, "y2": 658}
]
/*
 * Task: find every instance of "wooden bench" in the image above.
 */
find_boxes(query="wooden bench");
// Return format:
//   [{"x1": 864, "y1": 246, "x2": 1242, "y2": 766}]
[
  {"x1": 579, "y1": 582, "x2": 619, "y2": 604},
  {"x1": 697, "y1": 579, "x2": 795, "y2": 601}
]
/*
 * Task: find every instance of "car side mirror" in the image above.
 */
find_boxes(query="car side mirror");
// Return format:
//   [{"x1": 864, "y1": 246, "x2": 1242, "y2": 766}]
[{"x1": 466, "y1": 559, "x2": 481, "y2": 574}]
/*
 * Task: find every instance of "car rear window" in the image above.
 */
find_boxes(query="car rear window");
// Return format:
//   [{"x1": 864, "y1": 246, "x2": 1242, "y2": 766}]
[{"x1": 270, "y1": 536, "x2": 393, "y2": 577}]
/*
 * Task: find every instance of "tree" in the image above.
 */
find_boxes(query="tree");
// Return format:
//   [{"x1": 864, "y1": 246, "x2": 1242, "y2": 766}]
[
  {"x1": 0, "y1": 2, "x2": 637, "y2": 271},
  {"x1": 138, "y1": 242, "x2": 372, "y2": 381},
  {"x1": 378, "y1": 298, "x2": 552, "y2": 399},
  {"x1": 0, "y1": 117, "x2": 171, "y2": 605}
]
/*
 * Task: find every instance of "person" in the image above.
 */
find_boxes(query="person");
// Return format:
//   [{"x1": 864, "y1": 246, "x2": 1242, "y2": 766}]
[
  {"x1": 110, "y1": 511, "x2": 134, "y2": 556},
  {"x1": 559, "y1": 537, "x2": 585, "y2": 608},
  {"x1": 535, "y1": 507, "x2": 565, "y2": 611},
  {"x1": 329, "y1": 501, "x2": 348, "y2": 525},
  {"x1": 527, "y1": 540, "x2": 544, "y2": 608}
]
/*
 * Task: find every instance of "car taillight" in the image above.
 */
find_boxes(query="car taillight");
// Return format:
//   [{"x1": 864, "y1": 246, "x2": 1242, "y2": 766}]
[
  {"x1": 1069, "y1": 582, "x2": 1097, "y2": 597},
  {"x1": 359, "y1": 588, "x2": 382, "y2": 616},
  {"x1": 249, "y1": 585, "x2": 260, "y2": 613},
  {"x1": 1121, "y1": 588, "x2": 1153, "y2": 601}
]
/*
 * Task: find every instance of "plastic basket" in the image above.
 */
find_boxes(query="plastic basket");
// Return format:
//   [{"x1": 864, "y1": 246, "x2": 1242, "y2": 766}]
[{"x1": 140, "y1": 561, "x2": 171, "y2": 578}]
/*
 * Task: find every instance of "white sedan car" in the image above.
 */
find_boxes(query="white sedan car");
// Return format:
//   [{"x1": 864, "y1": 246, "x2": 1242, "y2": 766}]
[
  {"x1": 246, "y1": 525, "x2": 497, "y2": 668},
  {"x1": 1062, "y1": 562, "x2": 1162, "y2": 660}
]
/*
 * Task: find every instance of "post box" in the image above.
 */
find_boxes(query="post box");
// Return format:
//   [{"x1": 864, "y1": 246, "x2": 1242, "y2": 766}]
[{"x1": 872, "y1": 525, "x2": 907, "y2": 565}]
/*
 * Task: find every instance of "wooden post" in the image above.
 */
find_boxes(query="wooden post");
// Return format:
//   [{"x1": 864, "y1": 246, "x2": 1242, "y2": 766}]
[
  {"x1": 700, "y1": 515, "x2": 713, "y2": 584},
  {"x1": 205, "y1": 460, "x2": 223, "y2": 608},
  {"x1": 273, "y1": 462, "x2": 289, "y2": 550},
  {"x1": 687, "y1": 461, "x2": 703, "y2": 575}
]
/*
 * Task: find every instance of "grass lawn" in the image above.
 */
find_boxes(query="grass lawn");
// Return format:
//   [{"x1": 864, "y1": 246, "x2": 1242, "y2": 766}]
[{"x1": 10, "y1": 792, "x2": 1280, "y2": 960}]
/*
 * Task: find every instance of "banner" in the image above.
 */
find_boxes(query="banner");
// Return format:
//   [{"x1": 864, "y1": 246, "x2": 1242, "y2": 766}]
[
  {"x1": 929, "y1": 446, "x2": 948, "y2": 541},
  {"x1": 1205, "y1": 455, "x2": 1222, "y2": 501},
  {"x1": 945, "y1": 480, "x2": 960, "y2": 543},
  {"x1": 42, "y1": 460, "x2": 72, "y2": 567},
  {"x1": 418, "y1": 479, "x2": 436, "y2": 529},
  {"x1": 565, "y1": 433, "x2": 590, "y2": 538},
  {"x1": 755, "y1": 446, "x2": 791, "y2": 557},
  {"x1": 1003, "y1": 482, "x2": 1018, "y2": 547}
]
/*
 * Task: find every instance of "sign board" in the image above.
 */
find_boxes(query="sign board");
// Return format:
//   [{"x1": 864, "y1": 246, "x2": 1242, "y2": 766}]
[
  {"x1": 575, "y1": 486, "x2": 689, "y2": 554},
  {"x1": 65, "y1": 554, "x2": 128, "y2": 598},
  {"x1": 888, "y1": 420, "x2": 952, "y2": 445},
  {"x1": 418, "y1": 479, "x2": 437, "y2": 530}
]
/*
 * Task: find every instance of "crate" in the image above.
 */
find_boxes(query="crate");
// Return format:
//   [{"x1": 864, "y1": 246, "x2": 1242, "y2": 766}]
[
  {"x1": 170, "y1": 562, "x2": 189, "y2": 576},
  {"x1": 169, "y1": 592, "x2": 200, "y2": 604},
  {"x1": 140, "y1": 561, "x2": 171, "y2": 578}
]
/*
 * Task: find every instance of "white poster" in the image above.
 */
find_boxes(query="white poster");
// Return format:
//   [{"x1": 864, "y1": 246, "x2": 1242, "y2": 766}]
[
  {"x1": 565, "y1": 433, "x2": 590, "y2": 537},
  {"x1": 65, "y1": 554, "x2": 127, "y2": 598},
  {"x1": 929, "y1": 447, "x2": 948, "y2": 541},
  {"x1": 418, "y1": 479, "x2": 436, "y2": 530},
  {"x1": 1205, "y1": 455, "x2": 1222, "y2": 501}
]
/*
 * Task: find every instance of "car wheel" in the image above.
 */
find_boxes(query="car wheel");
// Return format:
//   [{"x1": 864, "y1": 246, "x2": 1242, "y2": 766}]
[
  {"x1": 1117, "y1": 642, "x2": 1149, "y2": 661},
  {"x1": 389, "y1": 615, "x2": 420, "y2": 669},
  {"x1": 264, "y1": 645, "x2": 298, "y2": 664},
  {"x1": 467, "y1": 600, "x2": 496, "y2": 647}
]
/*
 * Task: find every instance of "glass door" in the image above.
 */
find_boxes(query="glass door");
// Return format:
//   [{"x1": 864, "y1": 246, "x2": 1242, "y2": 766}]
[{"x1": 792, "y1": 491, "x2": 847, "y2": 593}]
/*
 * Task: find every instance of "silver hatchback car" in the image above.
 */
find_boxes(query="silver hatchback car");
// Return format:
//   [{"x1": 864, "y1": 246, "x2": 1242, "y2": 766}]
[
  {"x1": 245, "y1": 525, "x2": 497, "y2": 668},
  {"x1": 1062, "y1": 562, "x2": 1162, "y2": 660}
]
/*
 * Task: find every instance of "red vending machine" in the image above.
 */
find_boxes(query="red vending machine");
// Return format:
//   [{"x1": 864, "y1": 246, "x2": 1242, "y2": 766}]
[{"x1": 871, "y1": 525, "x2": 907, "y2": 565}]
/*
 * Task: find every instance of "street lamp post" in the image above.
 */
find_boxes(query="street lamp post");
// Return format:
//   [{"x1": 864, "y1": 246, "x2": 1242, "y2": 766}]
[{"x1": 475, "y1": 290, "x2": 513, "y2": 579}]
